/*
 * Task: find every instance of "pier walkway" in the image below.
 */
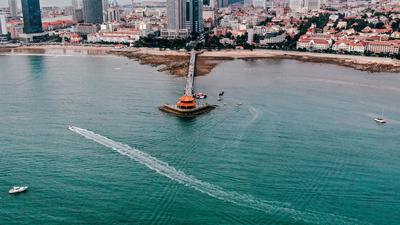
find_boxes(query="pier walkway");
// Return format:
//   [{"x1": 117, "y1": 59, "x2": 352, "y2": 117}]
[
  {"x1": 185, "y1": 52, "x2": 196, "y2": 96},
  {"x1": 159, "y1": 51, "x2": 216, "y2": 117}
]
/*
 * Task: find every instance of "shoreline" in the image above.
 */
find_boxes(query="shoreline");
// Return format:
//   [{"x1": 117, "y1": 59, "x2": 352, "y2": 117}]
[{"x1": 1, "y1": 45, "x2": 400, "y2": 75}]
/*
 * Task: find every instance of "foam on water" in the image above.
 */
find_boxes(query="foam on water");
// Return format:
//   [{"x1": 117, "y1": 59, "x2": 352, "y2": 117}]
[
  {"x1": 69, "y1": 126, "x2": 365, "y2": 225},
  {"x1": 248, "y1": 106, "x2": 261, "y2": 123}
]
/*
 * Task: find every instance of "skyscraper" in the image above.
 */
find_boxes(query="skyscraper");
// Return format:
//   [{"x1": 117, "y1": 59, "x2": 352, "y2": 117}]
[
  {"x1": 304, "y1": 0, "x2": 320, "y2": 10},
  {"x1": 167, "y1": 0, "x2": 203, "y2": 34},
  {"x1": 217, "y1": 0, "x2": 229, "y2": 8},
  {"x1": 72, "y1": 0, "x2": 84, "y2": 22},
  {"x1": 0, "y1": 14, "x2": 7, "y2": 35},
  {"x1": 244, "y1": 0, "x2": 252, "y2": 7},
  {"x1": 8, "y1": 0, "x2": 17, "y2": 18},
  {"x1": 107, "y1": 0, "x2": 120, "y2": 22},
  {"x1": 192, "y1": 0, "x2": 203, "y2": 33},
  {"x1": 167, "y1": 0, "x2": 184, "y2": 30},
  {"x1": 289, "y1": 0, "x2": 303, "y2": 11},
  {"x1": 72, "y1": 0, "x2": 83, "y2": 9},
  {"x1": 21, "y1": 0, "x2": 43, "y2": 34},
  {"x1": 253, "y1": 0, "x2": 266, "y2": 8},
  {"x1": 83, "y1": 0, "x2": 103, "y2": 24},
  {"x1": 102, "y1": 0, "x2": 109, "y2": 23}
]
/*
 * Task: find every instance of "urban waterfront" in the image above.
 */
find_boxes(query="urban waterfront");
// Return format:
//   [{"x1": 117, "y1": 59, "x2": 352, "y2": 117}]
[{"x1": 1, "y1": 54, "x2": 400, "y2": 225}]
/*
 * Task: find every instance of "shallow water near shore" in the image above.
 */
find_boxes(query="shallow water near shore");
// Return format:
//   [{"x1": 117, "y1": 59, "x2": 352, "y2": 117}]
[{"x1": 1, "y1": 54, "x2": 400, "y2": 225}]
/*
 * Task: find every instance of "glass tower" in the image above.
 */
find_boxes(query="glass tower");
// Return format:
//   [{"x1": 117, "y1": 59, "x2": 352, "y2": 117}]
[
  {"x1": 21, "y1": 0, "x2": 43, "y2": 34},
  {"x1": 83, "y1": 0, "x2": 103, "y2": 24}
]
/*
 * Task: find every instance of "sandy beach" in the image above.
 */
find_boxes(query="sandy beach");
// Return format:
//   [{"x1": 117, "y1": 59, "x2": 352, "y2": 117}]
[{"x1": 1, "y1": 45, "x2": 400, "y2": 75}]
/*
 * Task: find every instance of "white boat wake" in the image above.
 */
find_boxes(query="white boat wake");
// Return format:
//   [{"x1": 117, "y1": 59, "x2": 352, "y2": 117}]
[{"x1": 69, "y1": 126, "x2": 364, "y2": 225}]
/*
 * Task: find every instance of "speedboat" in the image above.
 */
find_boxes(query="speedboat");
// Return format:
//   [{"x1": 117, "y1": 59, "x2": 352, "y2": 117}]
[
  {"x1": 195, "y1": 93, "x2": 207, "y2": 99},
  {"x1": 374, "y1": 117, "x2": 386, "y2": 124},
  {"x1": 374, "y1": 109, "x2": 386, "y2": 125},
  {"x1": 9, "y1": 186, "x2": 28, "y2": 194}
]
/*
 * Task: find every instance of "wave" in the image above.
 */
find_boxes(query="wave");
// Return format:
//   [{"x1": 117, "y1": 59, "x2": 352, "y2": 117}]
[
  {"x1": 248, "y1": 106, "x2": 261, "y2": 123},
  {"x1": 69, "y1": 126, "x2": 365, "y2": 225}
]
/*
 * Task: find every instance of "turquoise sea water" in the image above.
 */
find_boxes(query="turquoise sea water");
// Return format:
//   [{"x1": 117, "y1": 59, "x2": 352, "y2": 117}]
[{"x1": 0, "y1": 54, "x2": 399, "y2": 225}]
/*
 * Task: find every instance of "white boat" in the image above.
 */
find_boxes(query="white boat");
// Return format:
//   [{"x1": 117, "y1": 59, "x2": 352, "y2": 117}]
[
  {"x1": 195, "y1": 93, "x2": 207, "y2": 99},
  {"x1": 374, "y1": 118, "x2": 386, "y2": 124},
  {"x1": 9, "y1": 186, "x2": 28, "y2": 194},
  {"x1": 374, "y1": 109, "x2": 387, "y2": 125}
]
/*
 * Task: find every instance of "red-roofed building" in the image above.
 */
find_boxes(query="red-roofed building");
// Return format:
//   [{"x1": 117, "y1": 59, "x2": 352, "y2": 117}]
[
  {"x1": 297, "y1": 34, "x2": 334, "y2": 51},
  {"x1": 333, "y1": 39, "x2": 366, "y2": 53},
  {"x1": 366, "y1": 41, "x2": 400, "y2": 54},
  {"x1": 42, "y1": 20, "x2": 74, "y2": 31},
  {"x1": 297, "y1": 37, "x2": 331, "y2": 51},
  {"x1": 87, "y1": 30, "x2": 140, "y2": 44},
  {"x1": 59, "y1": 32, "x2": 82, "y2": 43}
]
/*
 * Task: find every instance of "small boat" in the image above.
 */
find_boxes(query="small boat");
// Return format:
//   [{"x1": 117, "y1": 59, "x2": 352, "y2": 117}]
[
  {"x1": 217, "y1": 97, "x2": 222, "y2": 101},
  {"x1": 236, "y1": 102, "x2": 243, "y2": 106},
  {"x1": 195, "y1": 93, "x2": 207, "y2": 99},
  {"x1": 219, "y1": 91, "x2": 225, "y2": 96},
  {"x1": 374, "y1": 109, "x2": 387, "y2": 125},
  {"x1": 374, "y1": 117, "x2": 386, "y2": 124},
  {"x1": 9, "y1": 186, "x2": 28, "y2": 194}
]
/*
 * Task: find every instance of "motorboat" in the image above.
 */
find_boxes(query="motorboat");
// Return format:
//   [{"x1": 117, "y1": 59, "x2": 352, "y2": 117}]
[
  {"x1": 9, "y1": 186, "x2": 28, "y2": 194},
  {"x1": 195, "y1": 93, "x2": 207, "y2": 99},
  {"x1": 374, "y1": 109, "x2": 387, "y2": 125},
  {"x1": 374, "y1": 117, "x2": 386, "y2": 124}
]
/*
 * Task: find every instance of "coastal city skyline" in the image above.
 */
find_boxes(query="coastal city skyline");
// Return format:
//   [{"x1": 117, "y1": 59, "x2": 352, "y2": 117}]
[
  {"x1": 1, "y1": 0, "x2": 400, "y2": 224},
  {"x1": 0, "y1": 0, "x2": 162, "y2": 7}
]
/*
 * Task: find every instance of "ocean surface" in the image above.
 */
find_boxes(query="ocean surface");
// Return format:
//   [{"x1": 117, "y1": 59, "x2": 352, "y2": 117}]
[{"x1": 0, "y1": 53, "x2": 399, "y2": 225}]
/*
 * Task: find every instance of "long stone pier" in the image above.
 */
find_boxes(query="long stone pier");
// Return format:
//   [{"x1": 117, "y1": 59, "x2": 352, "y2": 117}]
[
  {"x1": 159, "y1": 51, "x2": 216, "y2": 117},
  {"x1": 185, "y1": 51, "x2": 196, "y2": 96}
]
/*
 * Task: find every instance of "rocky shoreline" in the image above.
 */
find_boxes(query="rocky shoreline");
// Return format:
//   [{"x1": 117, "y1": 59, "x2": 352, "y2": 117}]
[{"x1": 1, "y1": 46, "x2": 400, "y2": 75}]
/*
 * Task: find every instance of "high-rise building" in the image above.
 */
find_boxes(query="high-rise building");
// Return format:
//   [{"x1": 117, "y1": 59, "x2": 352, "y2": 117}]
[
  {"x1": 289, "y1": 0, "x2": 303, "y2": 11},
  {"x1": 253, "y1": 0, "x2": 266, "y2": 8},
  {"x1": 107, "y1": 1, "x2": 120, "y2": 22},
  {"x1": 265, "y1": 0, "x2": 274, "y2": 8},
  {"x1": 167, "y1": 0, "x2": 184, "y2": 30},
  {"x1": 72, "y1": 0, "x2": 83, "y2": 22},
  {"x1": 0, "y1": 14, "x2": 7, "y2": 35},
  {"x1": 192, "y1": 0, "x2": 203, "y2": 33},
  {"x1": 8, "y1": 0, "x2": 17, "y2": 18},
  {"x1": 72, "y1": 0, "x2": 83, "y2": 9},
  {"x1": 217, "y1": 0, "x2": 229, "y2": 8},
  {"x1": 167, "y1": 0, "x2": 203, "y2": 34},
  {"x1": 102, "y1": 0, "x2": 109, "y2": 24},
  {"x1": 21, "y1": 0, "x2": 43, "y2": 34},
  {"x1": 244, "y1": 0, "x2": 253, "y2": 7},
  {"x1": 83, "y1": 0, "x2": 103, "y2": 24},
  {"x1": 304, "y1": 0, "x2": 320, "y2": 10}
]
